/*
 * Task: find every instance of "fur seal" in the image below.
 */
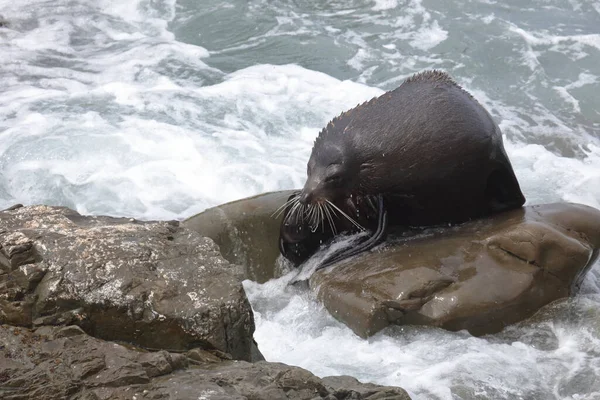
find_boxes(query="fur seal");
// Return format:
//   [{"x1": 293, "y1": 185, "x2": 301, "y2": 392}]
[{"x1": 279, "y1": 70, "x2": 525, "y2": 269}]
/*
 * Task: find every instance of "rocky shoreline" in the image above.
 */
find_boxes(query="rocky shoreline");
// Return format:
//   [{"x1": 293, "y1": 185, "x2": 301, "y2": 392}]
[
  {"x1": 2, "y1": 193, "x2": 600, "y2": 399},
  {"x1": 0, "y1": 204, "x2": 410, "y2": 399},
  {"x1": 0, "y1": 323, "x2": 410, "y2": 399}
]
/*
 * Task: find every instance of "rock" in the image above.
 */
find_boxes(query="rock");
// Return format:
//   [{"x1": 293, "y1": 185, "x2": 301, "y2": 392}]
[
  {"x1": 186, "y1": 348, "x2": 222, "y2": 363},
  {"x1": 183, "y1": 190, "x2": 295, "y2": 283},
  {"x1": 311, "y1": 203, "x2": 600, "y2": 338},
  {"x1": 0, "y1": 324, "x2": 411, "y2": 400},
  {"x1": 0, "y1": 205, "x2": 256, "y2": 361},
  {"x1": 0, "y1": 202, "x2": 412, "y2": 397},
  {"x1": 54, "y1": 325, "x2": 86, "y2": 338},
  {"x1": 184, "y1": 193, "x2": 600, "y2": 338},
  {"x1": 321, "y1": 376, "x2": 412, "y2": 400}
]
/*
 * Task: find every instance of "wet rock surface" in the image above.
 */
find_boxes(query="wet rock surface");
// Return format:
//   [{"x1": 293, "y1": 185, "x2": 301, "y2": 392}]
[
  {"x1": 183, "y1": 190, "x2": 294, "y2": 283},
  {"x1": 311, "y1": 203, "x2": 600, "y2": 338},
  {"x1": 0, "y1": 205, "x2": 254, "y2": 360},
  {"x1": 0, "y1": 324, "x2": 411, "y2": 400},
  {"x1": 0, "y1": 204, "x2": 412, "y2": 399},
  {"x1": 184, "y1": 192, "x2": 600, "y2": 339},
  {"x1": 7, "y1": 196, "x2": 596, "y2": 398}
]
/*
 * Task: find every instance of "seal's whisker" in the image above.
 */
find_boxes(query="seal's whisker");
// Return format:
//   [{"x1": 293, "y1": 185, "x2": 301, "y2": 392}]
[
  {"x1": 318, "y1": 203, "x2": 325, "y2": 233},
  {"x1": 306, "y1": 203, "x2": 314, "y2": 222},
  {"x1": 309, "y1": 204, "x2": 316, "y2": 228},
  {"x1": 313, "y1": 204, "x2": 323, "y2": 232},
  {"x1": 307, "y1": 204, "x2": 317, "y2": 232},
  {"x1": 308, "y1": 204, "x2": 319, "y2": 232},
  {"x1": 346, "y1": 197, "x2": 359, "y2": 217},
  {"x1": 326, "y1": 203, "x2": 335, "y2": 233},
  {"x1": 366, "y1": 195, "x2": 378, "y2": 212},
  {"x1": 286, "y1": 200, "x2": 303, "y2": 224},
  {"x1": 272, "y1": 195, "x2": 300, "y2": 218},
  {"x1": 306, "y1": 204, "x2": 316, "y2": 229},
  {"x1": 323, "y1": 202, "x2": 337, "y2": 235},
  {"x1": 283, "y1": 197, "x2": 302, "y2": 223},
  {"x1": 326, "y1": 200, "x2": 365, "y2": 231},
  {"x1": 297, "y1": 203, "x2": 307, "y2": 224}
]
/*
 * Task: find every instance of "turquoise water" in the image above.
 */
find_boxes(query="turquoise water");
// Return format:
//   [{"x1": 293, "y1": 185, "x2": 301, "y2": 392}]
[{"x1": 1, "y1": 0, "x2": 599, "y2": 398}]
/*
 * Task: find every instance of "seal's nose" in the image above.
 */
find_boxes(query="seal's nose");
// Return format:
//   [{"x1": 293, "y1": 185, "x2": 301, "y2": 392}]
[{"x1": 298, "y1": 190, "x2": 313, "y2": 205}]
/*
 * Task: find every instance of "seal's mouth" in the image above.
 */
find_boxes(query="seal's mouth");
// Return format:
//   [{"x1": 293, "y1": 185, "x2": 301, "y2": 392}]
[
  {"x1": 298, "y1": 184, "x2": 349, "y2": 207},
  {"x1": 275, "y1": 191, "x2": 376, "y2": 236},
  {"x1": 278, "y1": 192, "x2": 389, "y2": 271}
]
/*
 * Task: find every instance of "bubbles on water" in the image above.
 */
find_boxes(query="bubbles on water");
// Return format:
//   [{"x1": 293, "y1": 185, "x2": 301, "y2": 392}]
[
  {"x1": 0, "y1": 0, "x2": 383, "y2": 218},
  {"x1": 507, "y1": 141, "x2": 600, "y2": 208},
  {"x1": 245, "y1": 261, "x2": 600, "y2": 400},
  {"x1": 372, "y1": 0, "x2": 399, "y2": 11}
]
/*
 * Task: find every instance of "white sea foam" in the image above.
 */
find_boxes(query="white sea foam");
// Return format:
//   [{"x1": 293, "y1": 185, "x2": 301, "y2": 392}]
[
  {"x1": 382, "y1": 0, "x2": 449, "y2": 52},
  {"x1": 553, "y1": 73, "x2": 598, "y2": 113},
  {"x1": 0, "y1": 0, "x2": 383, "y2": 218},
  {"x1": 509, "y1": 25, "x2": 600, "y2": 53},
  {"x1": 372, "y1": 0, "x2": 399, "y2": 11},
  {"x1": 245, "y1": 260, "x2": 600, "y2": 400},
  {"x1": 408, "y1": 20, "x2": 448, "y2": 51},
  {"x1": 508, "y1": 141, "x2": 600, "y2": 208},
  {"x1": 0, "y1": 62, "x2": 384, "y2": 218}
]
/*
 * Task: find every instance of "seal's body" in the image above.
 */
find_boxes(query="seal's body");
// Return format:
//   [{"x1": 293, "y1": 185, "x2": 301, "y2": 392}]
[{"x1": 280, "y1": 70, "x2": 525, "y2": 268}]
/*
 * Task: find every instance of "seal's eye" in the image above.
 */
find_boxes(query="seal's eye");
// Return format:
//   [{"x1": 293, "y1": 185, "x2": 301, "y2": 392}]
[{"x1": 324, "y1": 174, "x2": 343, "y2": 185}]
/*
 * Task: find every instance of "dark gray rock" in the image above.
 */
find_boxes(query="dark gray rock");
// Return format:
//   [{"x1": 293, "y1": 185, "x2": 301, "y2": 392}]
[
  {"x1": 139, "y1": 362, "x2": 410, "y2": 400},
  {"x1": 0, "y1": 324, "x2": 411, "y2": 400},
  {"x1": 0, "y1": 203, "x2": 412, "y2": 398},
  {"x1": 0, "y1": 205, "x2": 255, "y2": 361}
]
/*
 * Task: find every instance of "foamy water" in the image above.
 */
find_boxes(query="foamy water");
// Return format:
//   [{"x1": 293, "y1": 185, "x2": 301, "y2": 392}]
[{"x1": 1, "y1": 0, "x2": 599, "y2": 398}]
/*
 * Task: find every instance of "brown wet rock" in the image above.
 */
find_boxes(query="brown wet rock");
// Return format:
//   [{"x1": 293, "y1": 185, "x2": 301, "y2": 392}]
[
  {"x1": 184, "y1": 192, "x2": 600, "y2": 338},
  {"x1": 0, "y1": 324, "x2": 411, "y2": 400},
  {"x1": 0, "y1": 205, "x2": 255, "y2": 361},
  {"x1": 311, "y1": 203, "x2": 600, "y2": 338},
  {"x1": 183, "y1": 190, "x2": 295, "y2": 283}
]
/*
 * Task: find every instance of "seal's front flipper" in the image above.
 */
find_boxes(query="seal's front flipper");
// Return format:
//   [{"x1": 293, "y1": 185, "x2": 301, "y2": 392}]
[
  {"x1": 316, "y1": 194, "x2": 388, "y2": 271},
  {"x1": 485, "y1": 166, "x2": 526, "y2": 214}
]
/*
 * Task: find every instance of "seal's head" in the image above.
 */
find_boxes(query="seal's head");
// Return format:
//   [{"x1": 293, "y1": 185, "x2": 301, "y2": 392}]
[{"x1": 299, "y1": 140, "x2": 360, "y2": 206}]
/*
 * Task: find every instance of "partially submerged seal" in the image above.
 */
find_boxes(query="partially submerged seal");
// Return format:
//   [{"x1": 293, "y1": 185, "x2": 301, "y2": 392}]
[{"x1": 279, "y1": 70, "x2": 526, "y2": 269}]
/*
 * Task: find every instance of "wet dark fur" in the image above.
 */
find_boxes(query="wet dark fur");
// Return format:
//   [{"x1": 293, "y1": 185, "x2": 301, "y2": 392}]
[{"x1": 280, "y1": 70, "x2": 526, "y2": 267}]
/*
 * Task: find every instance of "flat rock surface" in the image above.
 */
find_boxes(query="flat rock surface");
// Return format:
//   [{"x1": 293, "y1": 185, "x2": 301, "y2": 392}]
[
  {"x1": 0, "y1": 205, "x2": 255, "y2": 360},
  {"x1": 311, "y1": 203, "x2": 600, "y2": 338},
  {"x1": 0, "y1": 324, "x2": 411, "y2": 400}
]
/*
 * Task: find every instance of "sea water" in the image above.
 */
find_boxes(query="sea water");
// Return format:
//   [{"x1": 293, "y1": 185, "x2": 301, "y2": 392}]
[{"x1": 0, "y1": 0, "x2": 599, "y2": 398}]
